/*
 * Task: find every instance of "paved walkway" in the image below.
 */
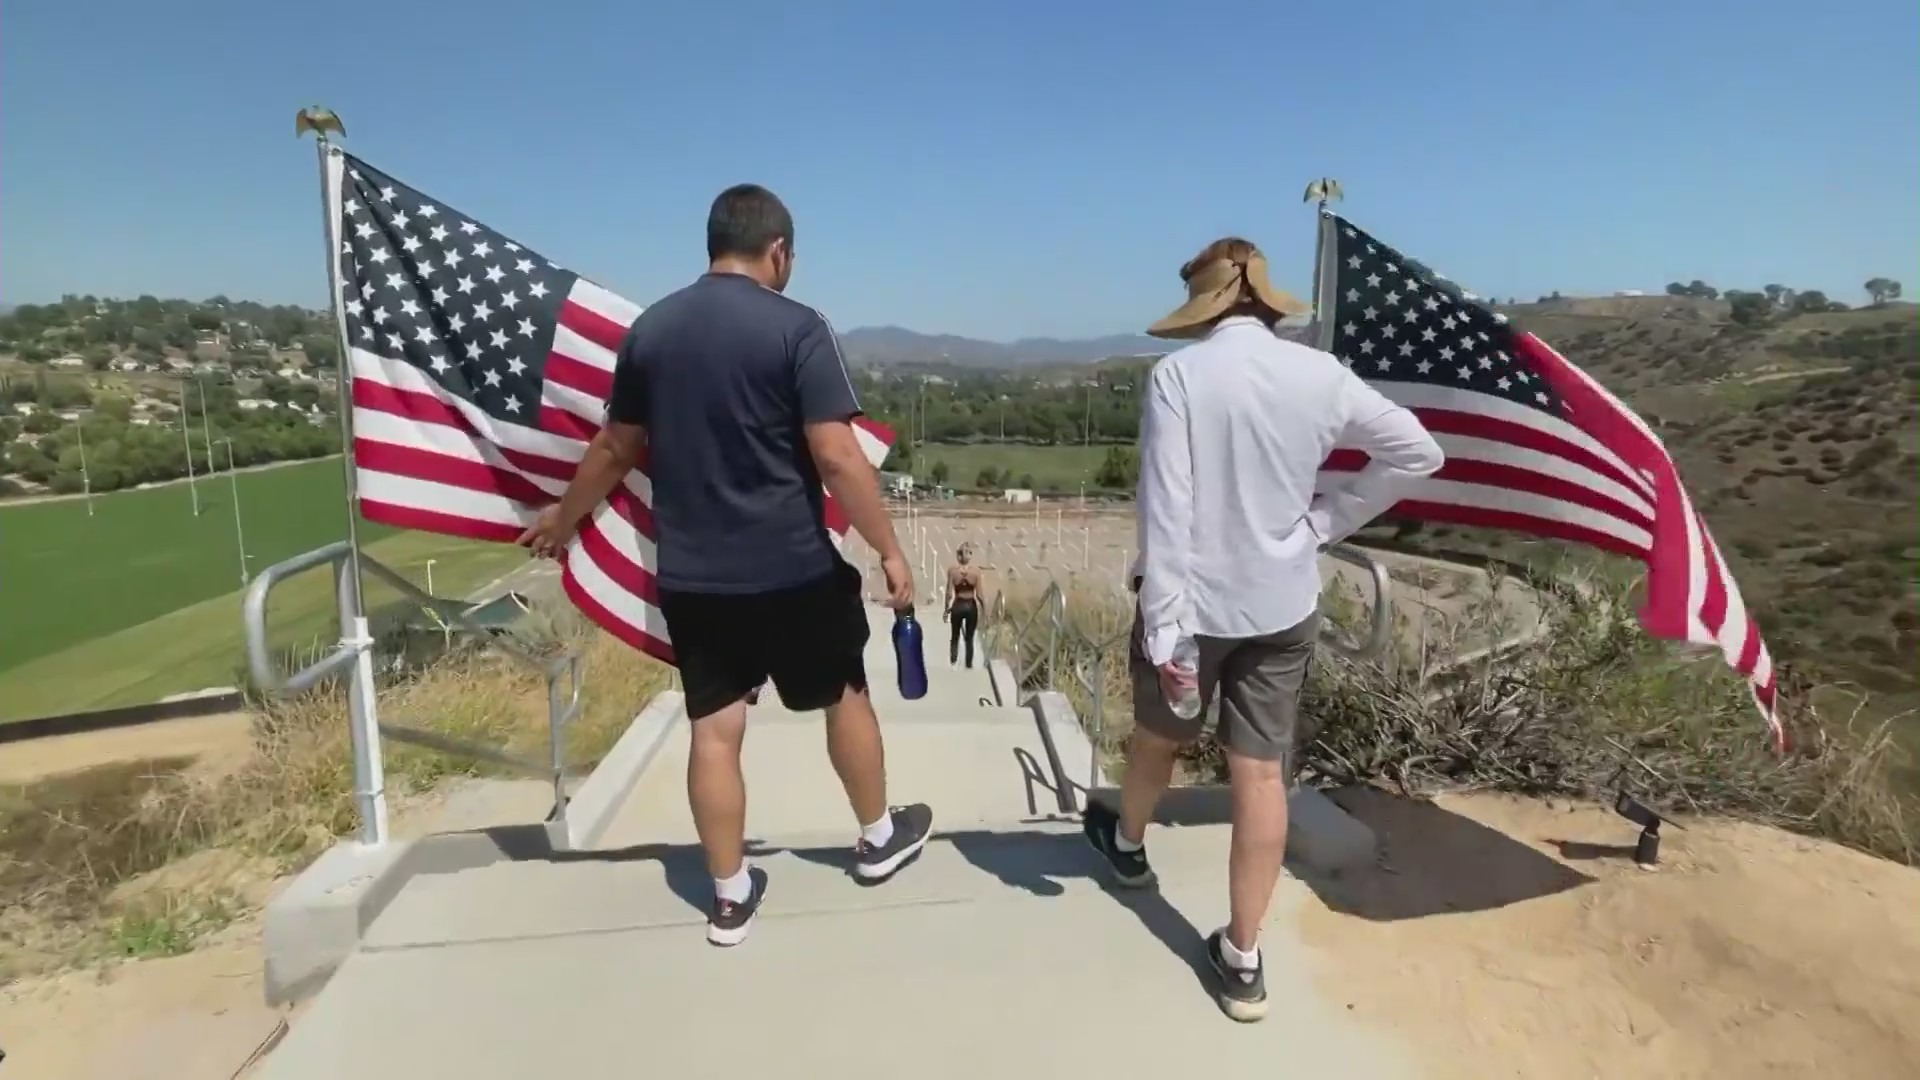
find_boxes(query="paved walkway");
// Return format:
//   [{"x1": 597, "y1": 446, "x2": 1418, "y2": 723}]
[{"x1": 255, "y1": 606, "x2": 1415, "y2": 1079}]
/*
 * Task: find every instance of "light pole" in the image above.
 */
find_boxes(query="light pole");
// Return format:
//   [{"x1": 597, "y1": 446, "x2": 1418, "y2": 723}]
[
  {"x1": 425, "y1": 558, "x2": 437, "y2": 598},
  {"x1": 218, "y1": 437, "x2": 248, "y2": 585},
  {"x1": 76, "y1": 421, "x2": 95, "y2": 517},
  {"x1": 197, "y1": 378, "x2": 215, "y2": 474},
  {"x1": 179, "y1": 385, "x2": 201, "y2": 516}
]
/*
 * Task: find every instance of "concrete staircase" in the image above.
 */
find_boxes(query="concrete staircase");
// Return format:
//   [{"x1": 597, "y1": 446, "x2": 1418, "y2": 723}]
[{"x1": 253, "y1": 606, "x2": 1414, "y2": 1079}]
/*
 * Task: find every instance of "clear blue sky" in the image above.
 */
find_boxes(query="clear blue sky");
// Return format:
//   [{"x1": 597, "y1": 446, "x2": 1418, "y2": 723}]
[{"x1": 3, "y1": 0, "x2": 1914, "y2": 340}]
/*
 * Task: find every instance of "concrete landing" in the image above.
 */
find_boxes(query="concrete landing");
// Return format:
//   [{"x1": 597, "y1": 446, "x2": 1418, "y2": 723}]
[{"x1": 255, "y1": 824, "x2": 1412, "y2": 1080}]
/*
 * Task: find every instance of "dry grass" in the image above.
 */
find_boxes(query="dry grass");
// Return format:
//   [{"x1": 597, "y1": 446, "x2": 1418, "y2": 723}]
[
  {"x1": 993, "y1": 570, "x2": 1916, "y2": 865},
  {"x1": 0, "y1": 601, "x2": 669, "y2": 981}
]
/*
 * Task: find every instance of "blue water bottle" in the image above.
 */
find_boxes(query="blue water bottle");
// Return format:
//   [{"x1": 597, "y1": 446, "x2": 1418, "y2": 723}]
[{"x1": 893, "y1": 609, "x2": 929, "y2": 700}]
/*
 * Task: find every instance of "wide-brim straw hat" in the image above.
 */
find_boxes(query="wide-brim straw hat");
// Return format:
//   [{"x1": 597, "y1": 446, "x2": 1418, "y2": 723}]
[{"x1": 1146, "y1": 243, "x2": 1310, "y2": 339}]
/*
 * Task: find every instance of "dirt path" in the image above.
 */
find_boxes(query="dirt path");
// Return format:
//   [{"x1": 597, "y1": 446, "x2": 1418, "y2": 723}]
[
  {"x1": 0, "y1": 712, "x2": 254, "y2": 783},
  {"x1": 1743, "y1": 365, "x2": 1849, "y2": 386}
]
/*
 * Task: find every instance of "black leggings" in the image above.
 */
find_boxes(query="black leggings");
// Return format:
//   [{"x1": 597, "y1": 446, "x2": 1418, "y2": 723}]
[{"x1": 949, "y1": 598, "x2": 979, "y2": 667}]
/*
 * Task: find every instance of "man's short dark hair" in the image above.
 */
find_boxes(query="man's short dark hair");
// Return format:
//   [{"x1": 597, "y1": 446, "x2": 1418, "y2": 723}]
[{"x1": 707, "y1": 184, "x2": 794, "y2": 260}]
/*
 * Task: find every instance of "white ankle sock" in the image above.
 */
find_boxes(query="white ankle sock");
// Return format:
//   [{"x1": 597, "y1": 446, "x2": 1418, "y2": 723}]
[
  {"x1": 715, "y1": 865, "x2": 753, "y2": 904},
  {"x1": 1113, "y1": 830, "x2": 1144, "y2": 854},
  {"x1": 860, "y1": 812, "x2": 895, "y2": 848},
  {"x1": 1219, "y1": 931, "x2": 1260, "y2": 969}
]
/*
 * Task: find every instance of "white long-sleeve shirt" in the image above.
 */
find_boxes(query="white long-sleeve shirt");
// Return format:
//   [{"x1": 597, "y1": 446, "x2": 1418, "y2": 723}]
[{"x1": 1134, "y1": 316, "x2": 1444, "y2": 666}]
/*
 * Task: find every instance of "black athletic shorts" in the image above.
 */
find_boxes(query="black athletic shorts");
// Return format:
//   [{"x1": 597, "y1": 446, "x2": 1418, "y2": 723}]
[{"x1": 658, "y1": 559, "x2": 870, "y2": 720}]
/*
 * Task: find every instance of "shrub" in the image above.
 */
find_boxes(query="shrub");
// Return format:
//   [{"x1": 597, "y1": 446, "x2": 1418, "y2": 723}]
[{"x1": 995, "y1": 571, "x2": 1913, "y2": 865}]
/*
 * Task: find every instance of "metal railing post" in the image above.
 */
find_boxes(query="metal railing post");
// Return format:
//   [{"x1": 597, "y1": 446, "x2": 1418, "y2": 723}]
[
  {"x1": 337, "y1": 558, "x2": 389, "y2": 846},
  {"x1": 1044, "y1": 590, "x2": 1062, "y2": 690},
  {"x1": 1087, "y1": 652, "x2": 1103, "y2": 787}
]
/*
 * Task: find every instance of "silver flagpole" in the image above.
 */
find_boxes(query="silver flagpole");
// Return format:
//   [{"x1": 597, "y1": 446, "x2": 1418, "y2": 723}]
[
  {"x1": 299, "y1": 105, "x2": 388, "y2": 846},
  {"x1": 1303, "y1": 178, "x2": 1343, "y2": 354}
]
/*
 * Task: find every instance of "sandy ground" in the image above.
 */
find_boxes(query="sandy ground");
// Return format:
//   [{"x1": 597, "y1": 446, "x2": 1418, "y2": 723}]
[
  {"x1": 0, "y1": 712, "x2": 255, "y2": 783},
  {"x1": 4, "y1": 790, "x2": 1912, "y2": 1079},
  {"x1": 1299, "y1": 789, "x2": 1920, "y2": 1080},
  {"x1": 0, "y1": 929, "x2": 277, "y2": 1080}
]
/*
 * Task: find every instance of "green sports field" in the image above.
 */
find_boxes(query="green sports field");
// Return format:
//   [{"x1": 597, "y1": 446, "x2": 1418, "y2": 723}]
[
  {"x1": 0, "y1": 459, "x2": 527, "y2": 719},
  {"x1": 910, "y1": 443, "x2": 1115, "y2": 492},
  {"x1": 1, "y1": 459, "x2": 401, "y2": 667}
]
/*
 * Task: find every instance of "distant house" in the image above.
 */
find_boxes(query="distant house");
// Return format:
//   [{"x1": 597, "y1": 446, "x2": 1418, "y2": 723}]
[
  {"x1": 50, "y1": 354, "x2": 85, "y2": 369},
  {"x1": 56, "y1": 409, "x2": 85, "y2": 422},
  {"x1": 130, "y1": 417, "x2": 154, "y2": 427},
  {"x1": 1001, "y1": 488, "x2": 1035, "y2": 504},
  {"x1": 11, "y1": 403, "x2": 36, "y2": 416},
  {"x1": 880, "y1": 471, "x2": 915, "y2": 497},
  {"x1": 237, "y1": 398, "x2": 276, "y2": 411}
]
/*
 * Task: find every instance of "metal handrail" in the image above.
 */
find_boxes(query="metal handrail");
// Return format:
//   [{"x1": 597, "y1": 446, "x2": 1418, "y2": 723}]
[
  {"x1": 241, "y1": 541, "x2": 582, "y2": 845},
  {"x1": 981, "y1": 542, "x2": 1396, "y2": 794}
]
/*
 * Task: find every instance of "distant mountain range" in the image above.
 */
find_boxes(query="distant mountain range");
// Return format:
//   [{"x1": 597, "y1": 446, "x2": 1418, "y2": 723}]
[{"x1": 836, "y1": 325, "x2": 1165, "y2": 368}]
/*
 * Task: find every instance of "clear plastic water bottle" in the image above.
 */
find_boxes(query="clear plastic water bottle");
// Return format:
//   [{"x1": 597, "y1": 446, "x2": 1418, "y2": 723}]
[
  {"x1": 893, "y1": 609, "x2": 929, "y2": 701},
  {"x1": 1166, "y1": 634, "x2": 1201, "y2": 720}
]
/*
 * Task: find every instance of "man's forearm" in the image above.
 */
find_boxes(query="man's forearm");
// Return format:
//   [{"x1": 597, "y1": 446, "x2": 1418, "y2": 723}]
[
  {"x1": 821, "y1": 457, "x2": 903, "y2": 561},
  {"x1": 554, "y1": 432, "x2": 636, "y2": 527},
  {"x1": 1310, "y1": 408, "x2": 1443, "y2": 544}
]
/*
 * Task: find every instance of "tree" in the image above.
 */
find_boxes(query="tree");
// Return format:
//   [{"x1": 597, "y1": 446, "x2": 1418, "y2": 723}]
[
  {"x1": 1727, "y1": 291, "x2": 1771, "y2": 326},
  {"x1": 94, "y1": 394, "x2": 134, "y2": 421},
  {"x1": 187, "y1": 310, "x2": 224, "y2": 333},
  {"x1": 300, "y1": 334, "x2": 340, "y2": 369},
  {"x1": 928, "y1": 460, "x2": 950, "y2": 485},
  {"x1": 1664, "y1": 282, "x2": 1689, "y2": 297},
  {"x1": 1762, "y1": 283, "x2": 1795, "y2": 311},
  {"x1": 1791, "y1": 290, "x2": 1835, "y2": 314},
  {"x1": 82, "y1": 345, "x2": 114, "y2": 370},
  {"x1": 974, "y1": 466, "x2": 1003, "y2": 489},
  {"x1": 1686, "y1": 279, "x2": 1718, "y2": 300},
  {"x1": 1094, "y1": 445, "x2": 1139, "y2": 489},
  {"x1": 1864, "y1": 278, "x2": 1904, "y2": 305},
  {"x1": 1016, "y1": 473, "x2": 1036, "y2": 491}
]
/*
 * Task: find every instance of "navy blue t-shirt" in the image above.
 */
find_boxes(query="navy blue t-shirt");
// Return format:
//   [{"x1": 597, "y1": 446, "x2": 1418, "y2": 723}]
[{"x1": 605, "y1": 272, "x2": 862, "y2": 594}]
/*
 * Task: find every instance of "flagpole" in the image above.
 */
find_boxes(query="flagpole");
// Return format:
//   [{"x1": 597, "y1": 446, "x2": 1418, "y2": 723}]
[
  {"x1": 1303, "y1": 177, "x2": 1343, "y2": 354},
  {"x1": 300, "y1": 105, "x2": 388, "y2": 846}
]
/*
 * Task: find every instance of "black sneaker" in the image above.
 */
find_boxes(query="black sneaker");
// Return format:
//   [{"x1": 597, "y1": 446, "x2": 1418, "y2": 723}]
[
  {"x1": 1205, "y1": 930, "x2": 1268, "y2": 1022},
  {"x1": 1082, "y1": 800, "x2": 1156, "y2": 887},
  {"x1": 706, "y1": 867, "x2": 769, "y2": 947},
  {"x1": 854, "y1": 803, "x2": 934, "y2": 883}
]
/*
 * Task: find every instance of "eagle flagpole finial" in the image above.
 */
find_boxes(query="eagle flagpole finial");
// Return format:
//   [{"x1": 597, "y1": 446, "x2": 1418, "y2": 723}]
[
  {"x1": 1302, "y1": 177, "x2": 1343, "y2": 212},
  {"x1": 295, "y1": 106, "x2": 345, "y2": 140}
]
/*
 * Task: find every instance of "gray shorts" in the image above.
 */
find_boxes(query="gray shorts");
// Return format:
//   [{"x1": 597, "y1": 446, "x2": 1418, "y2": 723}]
[{"x1": 1128, "y1": 609, "x2": 1319, "y2": 763}]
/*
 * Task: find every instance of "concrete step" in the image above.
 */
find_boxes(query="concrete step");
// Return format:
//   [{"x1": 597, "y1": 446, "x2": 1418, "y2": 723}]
[
  {"x1": 256, "y1": 823, "x2": 1413, "y2": 1080},
  {"x1": 596, "y1": 698, "x2": 1066, "y2": 848}
]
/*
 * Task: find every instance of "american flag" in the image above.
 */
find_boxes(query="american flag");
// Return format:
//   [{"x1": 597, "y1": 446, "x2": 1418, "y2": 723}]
[
  {"x1": 325, "y1": 149, "x2": 892, "y2": 663},
  {"x1": 1314, "y1": 213, "x2": 1781, "y2": 748}
]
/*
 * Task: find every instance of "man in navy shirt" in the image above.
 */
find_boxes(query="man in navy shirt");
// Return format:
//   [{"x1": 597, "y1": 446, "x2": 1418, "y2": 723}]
[{"x1": 519, "y1": 184, "x2": 932, "y2": 946}]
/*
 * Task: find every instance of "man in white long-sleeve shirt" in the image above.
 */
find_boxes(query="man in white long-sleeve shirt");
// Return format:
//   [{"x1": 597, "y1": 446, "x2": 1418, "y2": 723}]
[{"x1": 1083, "y1": 237, "x2": 1443, "y2": 1023}]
